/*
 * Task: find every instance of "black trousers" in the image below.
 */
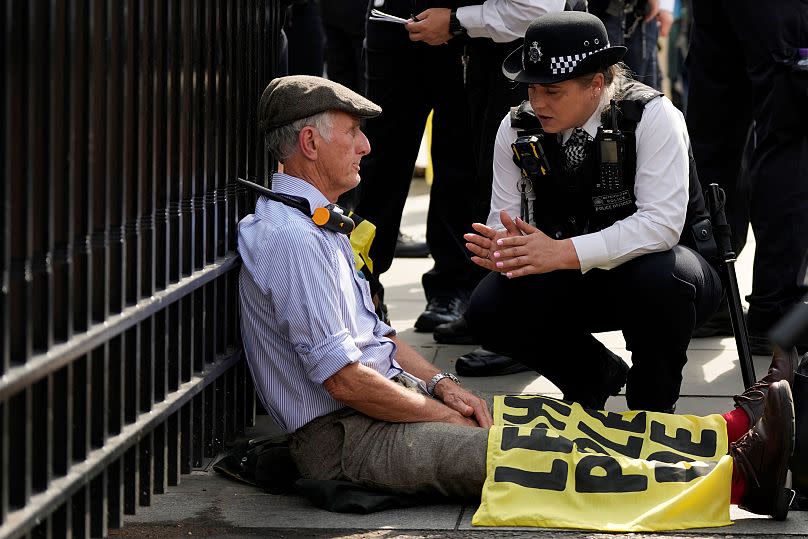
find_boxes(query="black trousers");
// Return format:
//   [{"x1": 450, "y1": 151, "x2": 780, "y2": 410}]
[
  {"x1": 354, "y1": 0, "x2": 525, "y2": 301},
  {"x1": 465, "y1": 246, "x2": 724, "y2": 411},
  {"x1": 686, "y1": 0, "x2": 808, "y2": 333},
  {"x1": 320, "y1": 0, "x2": 367, "y2": 94}
]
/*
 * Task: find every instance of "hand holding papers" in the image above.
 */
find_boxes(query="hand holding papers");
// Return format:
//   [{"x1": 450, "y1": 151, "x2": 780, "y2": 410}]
[{"x1": 369, "y1": 9, "x2": 415, "y2": 24}]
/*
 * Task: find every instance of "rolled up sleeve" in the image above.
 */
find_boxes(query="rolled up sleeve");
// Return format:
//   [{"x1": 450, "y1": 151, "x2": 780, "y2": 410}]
[{"x1": 261, "y1": 226, "x2": 367, "y2": 385}]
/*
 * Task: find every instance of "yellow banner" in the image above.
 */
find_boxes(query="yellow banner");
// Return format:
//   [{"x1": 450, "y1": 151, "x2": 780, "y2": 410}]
[{"x1": 473, "y1": 395, "x2": 733, "y2": 532}]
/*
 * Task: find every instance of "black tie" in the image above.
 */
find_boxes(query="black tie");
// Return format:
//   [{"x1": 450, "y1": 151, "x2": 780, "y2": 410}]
[{"x1": 564, "y1": 127, "x2": 590, "y2": 170}]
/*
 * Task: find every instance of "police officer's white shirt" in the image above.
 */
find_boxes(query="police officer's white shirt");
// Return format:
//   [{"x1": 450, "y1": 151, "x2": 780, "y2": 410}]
[
  {"x1": 456, "y1": 0, "x2": 568, "y2": 43},
  {"x1": 455, "y1": 1, "x2": 675, "y2": 44},
  {"x1": 487, "y1": 94, "x2": 691, "y2": 273}
]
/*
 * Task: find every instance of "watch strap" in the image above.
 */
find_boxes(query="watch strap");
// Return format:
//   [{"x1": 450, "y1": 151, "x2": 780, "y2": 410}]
[
  {"x1": 449, "y1": 10, "x2": 467, "y2": 37},
  {"x1": 427, "y1": 372, "x2": 461, "y2": 396}
]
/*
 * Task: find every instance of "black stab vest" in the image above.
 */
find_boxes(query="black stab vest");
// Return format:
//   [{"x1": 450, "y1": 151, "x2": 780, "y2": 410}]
[{"x1": 509, "y1": 80, "x2": 713, "y2": 254}]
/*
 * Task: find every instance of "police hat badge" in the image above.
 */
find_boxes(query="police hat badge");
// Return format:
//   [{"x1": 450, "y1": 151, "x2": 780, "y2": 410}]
[{"x1": 528, "y1": 42, "x2": 542, "y2": 64}]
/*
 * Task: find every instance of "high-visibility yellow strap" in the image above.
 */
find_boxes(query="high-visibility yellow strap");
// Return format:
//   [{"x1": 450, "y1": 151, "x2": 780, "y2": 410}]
[{"x1": 350, "y1": 219, "x2": 376, "y2": 273}]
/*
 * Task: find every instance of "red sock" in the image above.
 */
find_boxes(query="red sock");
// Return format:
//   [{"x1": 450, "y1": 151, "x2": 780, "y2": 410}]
[
  {"x1": 722, "y1": 408, "x2": 751, "y2": 444},
  {"x1": 730, "y1": 471, "x2": 747, "y2": 504},
  {"x1": 723, "y1": 408, "x2": 751, "y2": 504}
]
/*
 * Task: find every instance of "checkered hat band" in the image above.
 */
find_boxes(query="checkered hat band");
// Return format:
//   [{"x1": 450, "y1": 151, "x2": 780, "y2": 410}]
[{"x1": 549, "y1": 45, "x2": 608, "y2": 74}]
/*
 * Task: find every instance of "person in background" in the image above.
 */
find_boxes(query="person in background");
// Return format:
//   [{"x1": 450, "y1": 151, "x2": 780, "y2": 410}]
[
  {"x1": 354, "y1": 0, "x2": 570, "y2": 335},
  {"x1": 685, "y1": 0, "x2": 808, "y2": 355}
]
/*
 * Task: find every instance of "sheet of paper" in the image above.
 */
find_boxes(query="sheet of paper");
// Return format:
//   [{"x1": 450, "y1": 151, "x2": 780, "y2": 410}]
[{"x1": 369, "y1": 9, "x2": 410, "y2": 24}]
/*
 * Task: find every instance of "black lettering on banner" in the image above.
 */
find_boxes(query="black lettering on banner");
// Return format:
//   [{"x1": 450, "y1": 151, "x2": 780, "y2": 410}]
[
  {"x1": 573, "y1": 437, "x2": 608, "y2": 455},
  {"x1": 647, "y1": 451, "x2": 715, "y2": 483},
  {"x1": 649, "y1": 421, "x2": 717, "y2": 457},
  {"x1": 575, "y1": 455, "x2": 648, "y2": 493},
  {"x1": 500, "y1": 426, "x2": 574, "y2": 453},
  {"x1": 502, "y1": 395, "x2": 571, "y2": 430},
  {"x1": 584, "y1": 410, "x2": 647, "y2": 433},
  {"x1": 494, "y1": 461, "x2": 568, "y2": 491},
  {"x1": 577, "y1": 422, "x2": 643, "y2": 458}
]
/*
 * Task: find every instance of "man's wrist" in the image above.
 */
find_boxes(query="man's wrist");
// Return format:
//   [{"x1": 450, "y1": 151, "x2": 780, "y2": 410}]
[
  {"x1": 427, "y1": 372, "x2": 460, "y2": 397},
  {"x1": 448, "y1": 10, "x2": 467, "y2": 37}
]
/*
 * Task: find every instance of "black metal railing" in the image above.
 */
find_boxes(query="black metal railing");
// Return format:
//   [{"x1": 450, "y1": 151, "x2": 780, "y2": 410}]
[{"x1": 1, "y1": 1, "x2": 283, "y2": 537}]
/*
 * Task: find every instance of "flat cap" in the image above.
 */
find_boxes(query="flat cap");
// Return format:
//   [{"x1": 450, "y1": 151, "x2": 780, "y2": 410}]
[{"x1": 258, "y1": 75, "x2": 381, "y2": 132}]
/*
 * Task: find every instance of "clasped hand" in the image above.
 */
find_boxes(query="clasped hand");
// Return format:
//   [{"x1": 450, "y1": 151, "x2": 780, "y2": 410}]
[
  {"x1": 434, "y1": 380, "x2": 492, "y2": 428},
  {"x1": 464, "y1": 210, "x2": 580, "y2": 277}
]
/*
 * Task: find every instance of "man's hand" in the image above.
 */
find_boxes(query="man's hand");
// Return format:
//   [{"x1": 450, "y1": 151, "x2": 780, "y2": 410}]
[
  {"x1": 434, "y1": 380, "x2": 493, "y2": 428},
  {"x1": 405, "y1": 8, "x2": 452, "y2": 45},
  {"x1": 656, "y1": 9, "x2": 673, "y2": 37},
  {"x1": 489, "y1": 217, "x2": 580, "y2": 277},
  {"x1": 464, "y1": 210, "x2": 522, "y2": 271},
  {"x1": 643, "y1": 0, "x2": 672, "y2": 37}
]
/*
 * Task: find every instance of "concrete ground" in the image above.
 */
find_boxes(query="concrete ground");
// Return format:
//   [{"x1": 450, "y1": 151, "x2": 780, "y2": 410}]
[{"x1": 115, "y1": 179, "x2": 807, "y2": 538}]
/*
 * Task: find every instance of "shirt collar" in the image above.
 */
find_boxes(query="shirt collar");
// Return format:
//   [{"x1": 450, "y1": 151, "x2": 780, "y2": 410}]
[
  {"x1": 264, "y1": 172, "x2": 331, "y2": 216},
  {"x1": 560, "y1": 102, "x2": 604, "y2": 144}
]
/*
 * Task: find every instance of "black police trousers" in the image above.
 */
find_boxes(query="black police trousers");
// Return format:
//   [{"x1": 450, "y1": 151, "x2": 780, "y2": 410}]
[
  {"x1": 686, "y1": 0, "x2": 808, "y2": 335},
  {"x1": 353, "y1": 0, "x2": 524, "y2": 301},
  {"x1": 465, "y1": 245, "x2": 724, "y2": 412}
]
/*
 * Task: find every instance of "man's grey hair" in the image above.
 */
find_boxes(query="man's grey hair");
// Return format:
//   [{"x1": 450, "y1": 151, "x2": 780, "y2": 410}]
[{"x1": 265, "y1": 111, "x2": 334, "y2": 162}]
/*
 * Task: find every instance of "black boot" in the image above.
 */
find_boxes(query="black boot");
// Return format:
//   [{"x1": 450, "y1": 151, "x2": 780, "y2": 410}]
[{"x1": 434, "y1": 317, "x2": 478, "y2": 345}]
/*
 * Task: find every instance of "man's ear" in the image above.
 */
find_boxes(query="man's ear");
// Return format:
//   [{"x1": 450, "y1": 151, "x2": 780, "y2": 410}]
[{"x1": 298, "y1": 126, "x2": 319, "y2": 160}]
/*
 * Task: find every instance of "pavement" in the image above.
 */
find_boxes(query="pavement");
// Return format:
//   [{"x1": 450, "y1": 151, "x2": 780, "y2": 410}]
[{"x1": 113, "y1": 179, "x2": 808, "y2": 538}]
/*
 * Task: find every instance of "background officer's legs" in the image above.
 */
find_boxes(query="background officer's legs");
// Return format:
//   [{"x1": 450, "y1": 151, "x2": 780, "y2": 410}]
[{"x1": 687, "y1": 0, "x2": 808, "y2": 352}]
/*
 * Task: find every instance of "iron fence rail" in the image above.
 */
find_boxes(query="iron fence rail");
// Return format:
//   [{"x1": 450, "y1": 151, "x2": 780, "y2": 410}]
[{"x1": 1, "y1": 0, "x2": 283, "y2": 536}]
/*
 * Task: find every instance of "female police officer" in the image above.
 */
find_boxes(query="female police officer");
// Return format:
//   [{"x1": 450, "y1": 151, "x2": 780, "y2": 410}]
[{"x1": 463, "y1": 11, "x2": 723, "y2": 412}]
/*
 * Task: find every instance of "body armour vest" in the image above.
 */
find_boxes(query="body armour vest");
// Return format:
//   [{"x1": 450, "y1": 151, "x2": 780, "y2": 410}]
[{"x1": 509, "y1": 79, "x2": 713, "y2": 255}]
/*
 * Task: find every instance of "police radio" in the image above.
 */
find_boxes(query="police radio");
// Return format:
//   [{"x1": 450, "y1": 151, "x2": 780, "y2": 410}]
[
  {"x1": 596, "y1": 101, "x2": 624, "y2": 191},
  {"x1": 511, "y1": 134, "x2": 550, "y2": 225},
  {"x1": 591, "y1": 100, "x2": 634, "y2": 215}
]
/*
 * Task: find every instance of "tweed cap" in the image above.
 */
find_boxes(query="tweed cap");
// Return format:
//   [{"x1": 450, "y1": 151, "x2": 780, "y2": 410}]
[{"x1": 258, "y1": 75, "x2": 381, "y2": 132}]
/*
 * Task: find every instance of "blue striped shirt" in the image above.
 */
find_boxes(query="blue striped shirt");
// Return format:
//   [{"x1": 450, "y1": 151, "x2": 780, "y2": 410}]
[{"x1": 238, "y1": 173, "x2": 401, "y2": 433}]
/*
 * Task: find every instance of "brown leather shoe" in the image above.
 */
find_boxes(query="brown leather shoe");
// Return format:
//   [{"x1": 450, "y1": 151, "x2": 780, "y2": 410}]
[
  {"x1": 734, "y1": 346, "x2": 798, "y2": 427},
  {"x1": 730, "y1": 380, "x2": 795, "y2": 520}
]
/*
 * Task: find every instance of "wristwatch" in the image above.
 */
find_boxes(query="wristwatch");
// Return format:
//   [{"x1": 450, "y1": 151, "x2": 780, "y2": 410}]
[
  {"x1": 427, "y1": 372, "x2": 461, "y2": 397},
  {"x1": 448, "y1": 10, "x2": 467, "y2": 37}
]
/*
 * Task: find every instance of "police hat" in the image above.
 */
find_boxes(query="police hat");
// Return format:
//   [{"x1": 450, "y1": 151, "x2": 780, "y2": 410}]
[
  {"x1": 502, "y1": 11, "x2": 626, "y2": 84},
  {"x1": 258, "y1": 75, "x2": 381, "y2": 132}
]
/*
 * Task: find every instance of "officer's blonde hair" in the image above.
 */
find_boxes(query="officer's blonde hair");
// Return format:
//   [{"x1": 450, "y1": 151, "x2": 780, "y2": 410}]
[{"x1": 574, "y1": 62, "x2": 633, "y2": 109}]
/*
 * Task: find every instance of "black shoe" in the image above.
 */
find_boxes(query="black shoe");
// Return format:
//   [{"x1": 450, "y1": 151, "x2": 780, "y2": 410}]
[
  {"x1": 414, "y1": 296, "x2": 466, "y2": 332},
  {"x1": 455, "y1": 348, "x2": 530, "y2": 377},
  {"x1": 565, "y1": 349, "x2": 630, "y2": 410},
  {"x1": 730, "y1": 380, "x2": 795, "y2": 520},
  {"x1": 692, "y1": 305, "x2": 738, "y2": 338},
  {"x1": 748, "y1": 330, "x2": 808, "y2": 356},
  {"x1": 394, "y1": 232, "x2": 430, "y2": 258},
  {"x1": 749, "y1": 333, "x2": 774, "y2": 356},
  {"x1": 433, "y1": 317, "x2": 478, "y2": 345}
]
